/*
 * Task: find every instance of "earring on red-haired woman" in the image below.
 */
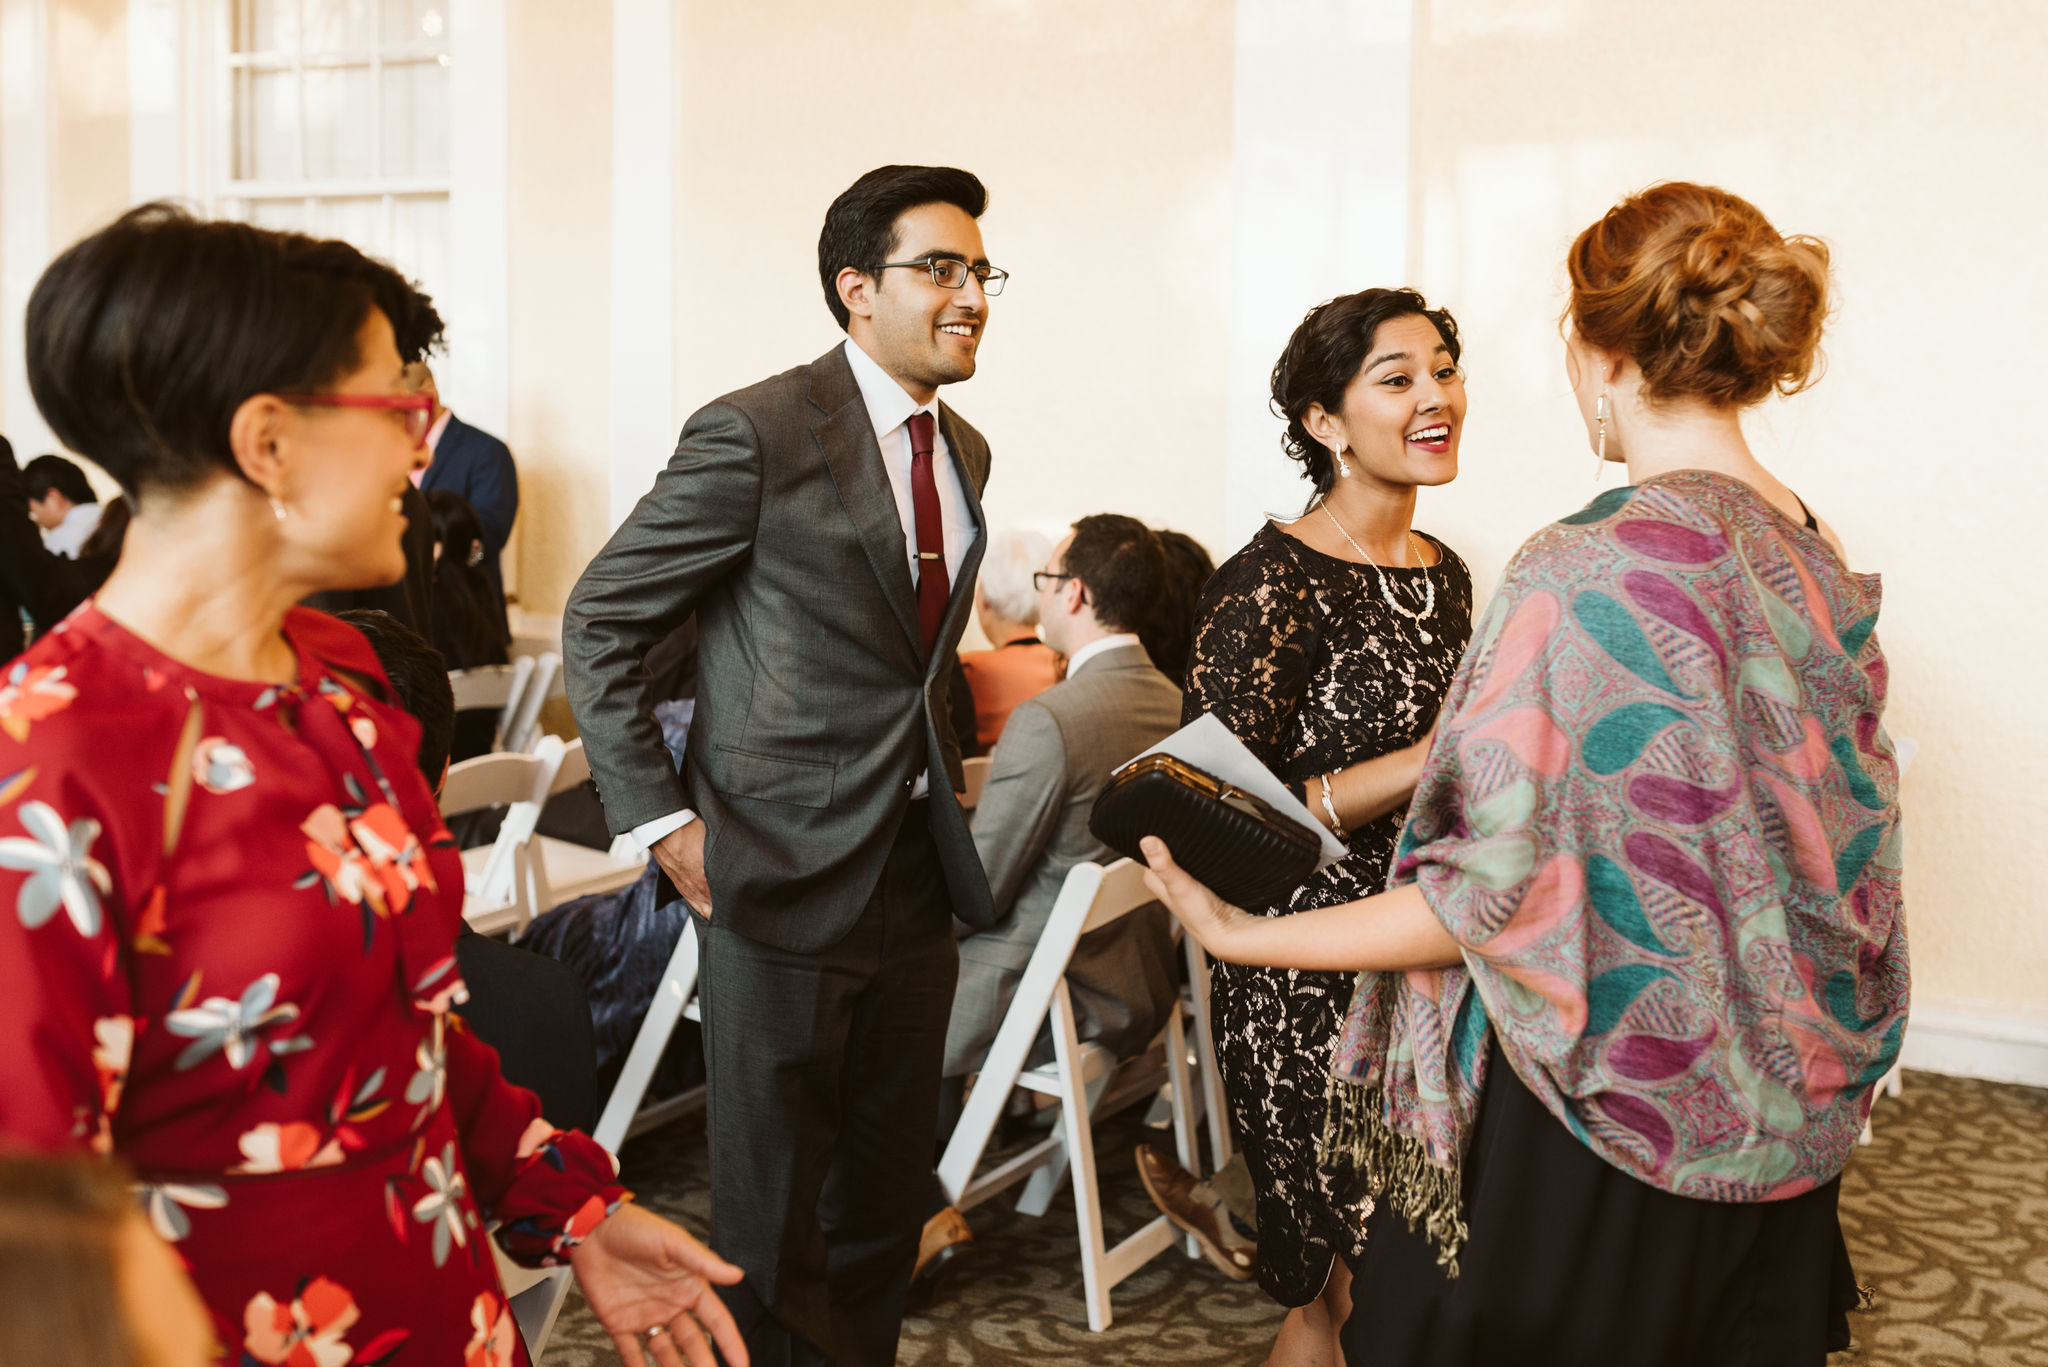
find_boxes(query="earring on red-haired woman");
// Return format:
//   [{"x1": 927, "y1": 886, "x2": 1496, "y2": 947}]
[{"x1": 1593, "y1": 391, "x2": 1610, "y2": 477}]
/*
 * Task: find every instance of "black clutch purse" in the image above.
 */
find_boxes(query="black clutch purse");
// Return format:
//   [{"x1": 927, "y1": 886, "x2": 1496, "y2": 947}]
[{"x1": 1088, "y1": 753, "x2": 1322, "y2": 908}]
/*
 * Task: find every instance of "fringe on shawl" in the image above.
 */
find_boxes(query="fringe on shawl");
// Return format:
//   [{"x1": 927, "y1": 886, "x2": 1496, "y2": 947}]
[{"x1": 1321, "y1": 1072, "x2": 1469, "y2": 1276}]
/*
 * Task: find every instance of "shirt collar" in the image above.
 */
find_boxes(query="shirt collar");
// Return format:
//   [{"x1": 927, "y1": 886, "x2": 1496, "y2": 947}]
[
  {"x1": 842, "y1": 337, "x2": 936, "y2": 448},
  {"x1": 426, "y1": 407, "x2": 454, "y2": 452},
  {"x1": 1064, "y1": 633, "x2": 1142, "y2": 679}
]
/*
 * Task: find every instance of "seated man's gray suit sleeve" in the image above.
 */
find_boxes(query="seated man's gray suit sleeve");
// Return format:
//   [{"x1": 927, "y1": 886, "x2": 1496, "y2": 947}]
[
  {"x1": 964, "y1": 699, "x2": 1067, "y2": 933},
  {"x1": 563, "y1": 402, "x2": 762, "y2": 834}
]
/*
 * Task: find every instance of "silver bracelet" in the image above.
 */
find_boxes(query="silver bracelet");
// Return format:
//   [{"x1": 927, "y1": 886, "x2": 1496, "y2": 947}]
[{"x1": 1318, "y1": 772, "x2": 1348, "y2": 843}]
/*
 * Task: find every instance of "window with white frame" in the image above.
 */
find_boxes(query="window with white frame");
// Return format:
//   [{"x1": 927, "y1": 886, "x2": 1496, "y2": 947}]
[{"x1": 218, "y1": 0, "x2": 453, "y2": 331}]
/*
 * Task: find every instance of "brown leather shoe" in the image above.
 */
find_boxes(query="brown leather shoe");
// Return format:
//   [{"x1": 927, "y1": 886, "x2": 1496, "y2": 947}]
[
  {"x1": 910, "y1": 1204, "x2": 973, "y2": 1295},
  {"x1": 1135, "y1": 1145, "x2": 1256, "y2": 1282}
]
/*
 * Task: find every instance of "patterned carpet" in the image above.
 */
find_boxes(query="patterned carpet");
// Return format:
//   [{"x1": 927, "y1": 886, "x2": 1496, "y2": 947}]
[{"x1": 546, "y1": 1070, "x2": 2048, "y2": 1365}]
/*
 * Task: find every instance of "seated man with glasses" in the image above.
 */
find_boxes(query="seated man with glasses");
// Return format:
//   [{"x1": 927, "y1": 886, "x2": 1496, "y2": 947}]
[{"x1": 917, "y1": 514, "x2": 1188, "y2": 1288}]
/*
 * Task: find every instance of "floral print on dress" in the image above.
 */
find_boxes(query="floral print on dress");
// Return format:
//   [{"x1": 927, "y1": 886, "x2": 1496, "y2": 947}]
[
  {"x1": 0, "y1": 799, "x2": 112, "y2": 936},
  {"x1": 137, "y1": 1180, "x2": 228, "y2": 1242},
  {"x1": 0, "y1": 605, "x2": 634, "y2": 1364},
  {"x1": 464, "y1": 1291, "x2": 517, "y2": 1367},
  {"x1": 165, "y1": 972, "x2": 314, "y2": 1085},
  {"x1": 192, "y1": 736, "x2": 257, "y2": 794},
  {"x1": 0, "y1": 661, "x2": 77, "y2": 741},
  {"x1": 241, "y1": 1275, "x2": 408, "y2": 1367},
  {"x1": 412, "y1": 1142, "x2": 478, "y2": 1267}
]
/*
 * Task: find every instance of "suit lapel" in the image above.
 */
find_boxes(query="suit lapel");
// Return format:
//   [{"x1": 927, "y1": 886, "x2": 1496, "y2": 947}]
[
  {"x1": 932, "y1": 402, "x2": 989, "y2": 667},
  {"x1": 809, "y1": 348, "x2": 922, "y2": 655}
]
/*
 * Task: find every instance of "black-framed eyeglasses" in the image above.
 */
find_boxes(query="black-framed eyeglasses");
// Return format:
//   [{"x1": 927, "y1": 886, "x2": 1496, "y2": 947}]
[
  {"x1": 872, "y1": 256, "x2": 1009, "y2": 295},
  {"x1": 1032, "y1": 570, "x2": 1074, "y2": 592}
]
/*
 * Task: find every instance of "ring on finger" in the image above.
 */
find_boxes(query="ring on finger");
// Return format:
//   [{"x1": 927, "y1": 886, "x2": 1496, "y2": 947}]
[{"x1": 645, "y1": 1324, "x2": 668, "y2": 1341}]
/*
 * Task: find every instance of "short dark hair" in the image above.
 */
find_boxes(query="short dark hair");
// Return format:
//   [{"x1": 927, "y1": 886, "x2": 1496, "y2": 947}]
[
  {"x1": 391, "y1": 283, "x2": 447, "y2": 366},
  {"x1": 21, "y1": 454, "x2": 96, "y2": 505},
  {"x1": 26, "y1": 202, "x2": 425, "y2": 503},
  {"x1": 817, "y1": 166, "x2": 988, "y2": 330},
  {"x1": 1137, "y1": 529, "x2": 1215, "y2": 690},
  {"x1": 1269, "y1": 288, "x2": 1462, "y2": 512},
  {"x1": 1061, "y1": 514, "x2": 1166, "y2": 637},
  {"x1": 336, "y1": 608, "x2": 455, "y2": 786}
]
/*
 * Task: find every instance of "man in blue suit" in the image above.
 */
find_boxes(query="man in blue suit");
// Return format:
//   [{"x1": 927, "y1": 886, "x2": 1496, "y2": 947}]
[{"x1": 414, "y1": 364, "x2": 519, "y2": 630}]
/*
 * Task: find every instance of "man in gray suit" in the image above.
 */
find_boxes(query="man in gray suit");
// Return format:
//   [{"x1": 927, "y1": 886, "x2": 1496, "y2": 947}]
[
  {"x1": 943, "y1": 514, "x2": 1185, "y2": 1083},
  {"x1": 564, "y1": 165, "x2": 1007, "y2": 1367}
]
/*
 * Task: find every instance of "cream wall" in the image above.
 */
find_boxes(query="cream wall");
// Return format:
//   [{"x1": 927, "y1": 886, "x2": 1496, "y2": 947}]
[
  {"x1": 502, "y1": 0, "x2": 612, "y2": 618},
  {"x1": 643, "y1": 0, "x2": 1235, "y2": 628},
  {"x1": 1403, "y1": 0, "x2": 2048, "y2": 1025}
]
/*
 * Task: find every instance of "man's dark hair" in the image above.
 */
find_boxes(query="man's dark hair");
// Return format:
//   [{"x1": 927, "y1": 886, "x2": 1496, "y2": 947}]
[
  {"x1": 817, "y1": 165, "x2": 988, "y2": 330},
  {"x1": 1061, "y1": 514, "x2": 1167, "y2": 638},
  {"x1": 336, "y1": 608, "x2": 455, "y2": 787},
  {"x1": 22, "y1": 454, "x2": 96, "y2": 506},
  {"x1": 26, "y1": 202, "x2": 431, "y2": 504}
]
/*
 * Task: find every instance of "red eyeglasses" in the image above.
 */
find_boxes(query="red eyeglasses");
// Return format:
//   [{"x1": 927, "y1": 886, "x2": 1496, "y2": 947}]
[{"x1": 276, "y1": 392, "x2": 437, "y2": 448}]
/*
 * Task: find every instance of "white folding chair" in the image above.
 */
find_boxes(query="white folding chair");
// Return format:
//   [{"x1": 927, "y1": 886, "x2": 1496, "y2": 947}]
[
  {"x1": 936, "y1": 858, "x2": 1201, "y2": 1332},
  {"x1": 437, "y1": 737, "x2": 565, "y2": 936},
  {"x1": 449, "y1": 657, "x2": 535, "y2": 754},
  {"x1": 960, "y1": 755, "x2": 994, "y2": 810},
  {"x1": 502, "y1": 651, "x2": 561, "y2": 754},
  {"x1": 528, "y1": 739, "x2": 650, "y2": 913},
  {"x1": 508, "y1": 895, "x2": 709, "y2": 1363}
]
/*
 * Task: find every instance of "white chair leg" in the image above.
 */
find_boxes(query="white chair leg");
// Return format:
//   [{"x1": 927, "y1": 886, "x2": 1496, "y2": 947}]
[
  {"x1": 1041, "y1": 988, "x2": 1114, "y2": 1332},
  {"x1": 508, "y1": 1267, "x2": 573, "y2": 1364},
  {"x1": 593, "y1": 927, "x2": 700, "y2": 1153},
  {"x1": 1017, "y1": 1067, "x2": 1110, "y2": 1218},
  {"x1": 1184, "y1": 941, "x2": 1233, "y2": 1168},
  {"x1": 1165, "y1": 1009, "x2": 1203, "y2": 1259}
]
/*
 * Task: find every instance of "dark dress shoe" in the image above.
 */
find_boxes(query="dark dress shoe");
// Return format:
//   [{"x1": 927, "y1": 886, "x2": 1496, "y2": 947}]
[{"x1": 1135, "y1": 1144, "x2": 1256, "y2": 1282}]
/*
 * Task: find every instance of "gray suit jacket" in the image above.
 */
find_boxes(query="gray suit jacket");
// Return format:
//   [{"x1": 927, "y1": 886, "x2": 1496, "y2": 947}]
[
  {"x1": 944, "y1": 642, "x2": 1184, "y2": 1077},
  {"x1": 564, "y1": 344, "x2": 995, "y2": 953}
]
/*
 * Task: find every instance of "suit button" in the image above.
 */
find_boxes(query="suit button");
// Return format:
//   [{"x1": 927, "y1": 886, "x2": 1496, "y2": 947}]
[{"x1": 904, "y1": 779, "x2": 914, "y2": 788}]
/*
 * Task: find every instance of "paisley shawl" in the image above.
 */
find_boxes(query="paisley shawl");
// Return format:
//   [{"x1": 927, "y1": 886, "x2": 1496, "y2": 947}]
[{"x1": 1323, "y1": 470, "x2": 1908, "y2": 1270}]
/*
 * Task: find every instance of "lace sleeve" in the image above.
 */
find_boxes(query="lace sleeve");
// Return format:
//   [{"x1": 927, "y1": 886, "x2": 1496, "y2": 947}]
[{"x1": 1182, "y1": 535, "x2": 1318, "y2": 770}]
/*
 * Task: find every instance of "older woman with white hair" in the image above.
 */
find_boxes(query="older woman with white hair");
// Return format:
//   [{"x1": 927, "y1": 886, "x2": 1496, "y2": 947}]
[{"x1": 957, "y1": 527, "x2": 1061, "y2": 754}]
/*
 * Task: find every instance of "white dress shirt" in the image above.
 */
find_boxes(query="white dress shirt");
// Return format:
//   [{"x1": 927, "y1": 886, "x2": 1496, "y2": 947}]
[
  {"x1": 1062, "y1": 632, "x2": 1142, "y2": 680},
  {"x1": 630, "y1": 337, "x2": 980, "y2": 852},
  {"x1": 40, "y1": 502, "x2": 102, "y2": 559}
]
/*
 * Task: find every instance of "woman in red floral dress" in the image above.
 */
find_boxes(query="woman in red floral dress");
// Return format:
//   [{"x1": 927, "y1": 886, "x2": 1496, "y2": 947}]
[{"x1": 0, "y1": 205, "x2": 745, "y2": 1367}]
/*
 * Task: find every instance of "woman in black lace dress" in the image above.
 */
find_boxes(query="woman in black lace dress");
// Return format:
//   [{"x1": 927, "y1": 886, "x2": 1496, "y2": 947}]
[{"x1": 1184, "y1": 290, "x2": 1474, "y2": 1362}]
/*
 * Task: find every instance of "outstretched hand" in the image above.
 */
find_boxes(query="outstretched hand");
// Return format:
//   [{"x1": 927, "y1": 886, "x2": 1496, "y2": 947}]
[
  {"x1": 569, "y1": 1203, "x2": 748, "y2": 1367},
  {"x1": 1139, "y1": 836, "x2": 1247, "y2": 960}
]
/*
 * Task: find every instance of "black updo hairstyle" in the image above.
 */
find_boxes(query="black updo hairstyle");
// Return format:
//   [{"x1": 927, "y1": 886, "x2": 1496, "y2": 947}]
[
  {"x1": 1268, "y1": 287, "x2": 1461, "y2": 512},
  {"x1": 26, "y1": 202, "x2": 436, "y2": 505}
]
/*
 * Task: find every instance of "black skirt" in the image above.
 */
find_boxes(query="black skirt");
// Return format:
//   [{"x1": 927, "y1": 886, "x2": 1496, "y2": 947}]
[{"x1": 1342, "y1": 1040, "x2": 1860, "y2": 1366}]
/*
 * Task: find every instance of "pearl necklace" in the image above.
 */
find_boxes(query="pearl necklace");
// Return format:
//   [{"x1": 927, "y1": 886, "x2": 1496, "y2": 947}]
[{"x1": 1320, "y1": 503, "x2": 1438, "y2": 644}]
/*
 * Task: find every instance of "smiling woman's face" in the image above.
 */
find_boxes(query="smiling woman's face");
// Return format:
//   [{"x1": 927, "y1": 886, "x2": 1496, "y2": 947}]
[
  {"x1": 1313, "y1": 314, "x2": 1467, "y2": 493},
  {"x1": 268, "y1": 307, "x2": 427, "y2": 592}
]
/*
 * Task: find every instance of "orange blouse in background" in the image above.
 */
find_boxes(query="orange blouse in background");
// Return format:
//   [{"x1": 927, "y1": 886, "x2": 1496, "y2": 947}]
[{"x1": 958, "y1": 637, "x2": 1062, "y2": 754}]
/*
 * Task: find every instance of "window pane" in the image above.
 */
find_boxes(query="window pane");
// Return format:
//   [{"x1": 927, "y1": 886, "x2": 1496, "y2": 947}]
[
  {"x1": 387, "y1": 196, "x2": 451, "y2": 308},
  {"x1": 381, "y1": 61, "x2": 450, "y2": 179},
  {"x1": 309, "y1": 196, "x2": 386, "y2": 257},
  {"x1": 238, "y1": 0, "x2": 297, "y2": 54},
  {"x1": 381, "y1": 0, "x2": 447, "y2": 44},
  {"x1": 246, "y1": 199, "x2": 309, "y2": 234},
  {"x1": 234, "y1": 68, "x2": 299, "y2": 180},
  {"x1": 303, "y1": 0, "x2": 374, "y2": 53},
  {"x1": 303, "y1": 66, "x2": 375, "y2": 179}
]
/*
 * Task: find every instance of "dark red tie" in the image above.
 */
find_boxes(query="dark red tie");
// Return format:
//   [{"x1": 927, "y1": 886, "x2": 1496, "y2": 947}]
[{"x1": 907, "y1": 411, "x2": 950, "y2": 657}]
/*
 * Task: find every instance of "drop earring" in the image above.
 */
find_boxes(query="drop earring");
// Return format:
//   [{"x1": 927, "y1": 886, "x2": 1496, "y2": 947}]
[
  {"x1": 271, "y1": 498, "x2": 288, "y2": 522},
  {"x1": 1331, "y1": 443, "x2": 1351, "y2": 479},
  {"x1": 1593, "y1": 392, "x2": 1610, "y2": 477}
]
